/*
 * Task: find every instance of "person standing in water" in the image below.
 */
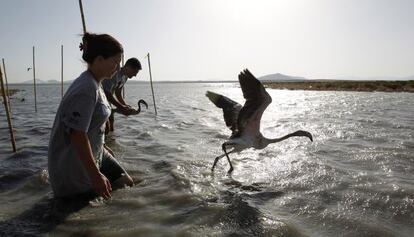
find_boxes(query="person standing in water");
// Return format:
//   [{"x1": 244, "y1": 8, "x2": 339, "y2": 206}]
[
  {"x1": 48, "y1": 32, "x2": 134, "y2": 199},
  {"x1": 102, "y1": 57, "x2": 142, "y2": 133}
]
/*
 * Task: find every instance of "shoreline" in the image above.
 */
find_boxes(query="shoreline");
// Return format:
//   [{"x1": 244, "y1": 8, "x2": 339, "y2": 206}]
[
  {"x1": 5, "y1": 80, "x2": 414, "y2": 93},
  {"x1": 0, "y1": 89, "x2": 20, "y2": 96},
  {"x1": 263, "y1": 80, "x2": 414, "y2": 92}
]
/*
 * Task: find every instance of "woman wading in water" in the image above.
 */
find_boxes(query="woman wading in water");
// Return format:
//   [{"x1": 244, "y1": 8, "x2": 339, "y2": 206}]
[{"x1": 48, "y1": 32, "x2": 133, "y2": 199}]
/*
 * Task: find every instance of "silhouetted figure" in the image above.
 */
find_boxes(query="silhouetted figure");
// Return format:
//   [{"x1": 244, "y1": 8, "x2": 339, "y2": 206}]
[{"x1": 102, "y1": 57, "x2": 144, "y2": 133}]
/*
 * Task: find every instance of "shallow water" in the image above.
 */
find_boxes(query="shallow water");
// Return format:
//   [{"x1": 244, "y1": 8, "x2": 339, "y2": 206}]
[{"x1": 0, "y1": 82, "x2": 413, "y2": 237}]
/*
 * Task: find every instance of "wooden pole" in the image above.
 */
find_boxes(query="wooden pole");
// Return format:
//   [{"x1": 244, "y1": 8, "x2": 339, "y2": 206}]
[
  {"x1": 122, "y1": 54, "x2": 125, "y2": 98},
  {"x1": 78, "y1": 0, "x2": 87, "y2": 34},
  {"x1": 32, "y1": 46, "x2": 37, "y2": 112},
  {"x1": 0, "y1": 65, "x2": 17, "y2": 152},
  {"x1": 61, "y1": 45, "x2": 64, "y2": 98},
  {"x1": 2, "y1": 58, "x2": 12, "y2": 114},
  {"x1": 146, "y1": 53, "x2": 157, "y2": 115}
]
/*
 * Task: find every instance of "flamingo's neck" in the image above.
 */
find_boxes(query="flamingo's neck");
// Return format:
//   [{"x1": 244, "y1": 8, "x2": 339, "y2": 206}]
[{"x1": 264, "y1": 133, "x2": 296, "y2": 147}]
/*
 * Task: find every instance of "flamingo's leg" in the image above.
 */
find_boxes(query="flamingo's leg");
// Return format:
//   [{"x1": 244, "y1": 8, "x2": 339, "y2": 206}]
[
  {"x1": 222, "y1": 143, "x2": 235, "y2": 173},
  {"x1": 211, "y1": 149, "x2": 234, "y2": 172},
  {"x1": 211, "y1": 154, "x2": 225, "y2": 171}
]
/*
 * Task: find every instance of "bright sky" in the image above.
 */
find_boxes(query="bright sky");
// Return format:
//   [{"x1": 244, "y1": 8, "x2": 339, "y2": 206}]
[{"x1": 1, "y1": 0, "x2": 413, "y2": 82}]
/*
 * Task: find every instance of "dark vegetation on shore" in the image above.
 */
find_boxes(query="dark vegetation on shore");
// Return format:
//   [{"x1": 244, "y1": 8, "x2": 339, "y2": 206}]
[
  {"x1": 0, "y1": 89, "x2": 20, "y2": 96},
  {"x1": 263, "y1": 80, "x2": 414, "y2": 92}
]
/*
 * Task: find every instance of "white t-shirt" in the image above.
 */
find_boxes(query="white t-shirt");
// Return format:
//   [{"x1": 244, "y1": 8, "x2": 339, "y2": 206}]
[{"x1": 48, "y1": 71, "x2": 111, "y2": 197}]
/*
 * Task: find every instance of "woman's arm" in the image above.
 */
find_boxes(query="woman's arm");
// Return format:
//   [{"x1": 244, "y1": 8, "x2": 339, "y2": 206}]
[{"x1": 71, "y1": 130, "x2": 112, "y2": 199}]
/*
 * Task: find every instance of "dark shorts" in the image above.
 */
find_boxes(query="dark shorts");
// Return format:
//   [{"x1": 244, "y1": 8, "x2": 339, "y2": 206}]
[{"x1": 100, "y1": 149, "x2": 127, "y2": 183}]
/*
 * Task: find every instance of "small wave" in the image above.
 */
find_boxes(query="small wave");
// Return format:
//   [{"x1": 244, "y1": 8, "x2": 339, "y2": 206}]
[
  {"x1": 402, "y1": 141, "x2": 414, "y2": 149},
  {"x1": 213, "y1": 133, "x2": 229, "y2": 139},
  {"x1": 0, "y1": 168, "x2": 35, "y2": 192},
  {"x1": 159, "y1": 123, "x2": 173, "y2": 129},
  {"x1": 26, "y1": 126, "x2": 50, "y2": 136},
  {"x1": 177, "y1": 121, "x2": 195, "y2": 129},
  {"x1": 136, "y1": 131, "x2": 153, "y2": 139},
  {"x1": 141, "y1": 143, "x2": 185, "y2": 156},
  {"x1": 191, "y1": 106, "x2": 206, "y2": 111},
  {"x1": 152, "y1": 160, "x2": 173, "y2": 170}
]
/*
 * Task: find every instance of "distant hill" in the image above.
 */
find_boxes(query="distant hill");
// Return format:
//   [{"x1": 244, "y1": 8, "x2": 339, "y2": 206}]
[
  {"x1": 20, "y1": 79, "x2": 58, "y2": 84},
  {"x1": 260, "y1": 73, "x2": 414, "y2": 82},
  {"x1": 18, "y1": 79, "x2": 69, "y2": 84},
  {"x1": 259, "y1": 73, "x2": 307, "y2": 82},
  {"x1": 42, "y1": 79, "x2": 61, "y2": 84}
]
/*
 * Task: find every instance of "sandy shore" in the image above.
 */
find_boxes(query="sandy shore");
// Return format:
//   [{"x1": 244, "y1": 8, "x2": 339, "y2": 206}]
[{"x1": 263, "y1": 80, "x2": 414, "y2": 92}]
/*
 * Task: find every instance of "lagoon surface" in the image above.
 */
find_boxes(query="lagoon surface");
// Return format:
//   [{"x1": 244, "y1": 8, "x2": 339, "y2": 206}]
[{"x1": 1, "y1": 82, "x2": 413, "y2": 237}]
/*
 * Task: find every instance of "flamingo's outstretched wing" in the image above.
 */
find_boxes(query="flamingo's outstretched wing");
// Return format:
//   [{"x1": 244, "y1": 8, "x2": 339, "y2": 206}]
[
  {"x1": 206, "y1": 91, "x2": 242, "y2": 134},
  {"x1": 237, "y1": 69, "x2": 272, "y2": 135}
]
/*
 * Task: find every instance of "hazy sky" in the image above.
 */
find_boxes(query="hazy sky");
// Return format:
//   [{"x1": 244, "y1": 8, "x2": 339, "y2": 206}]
[{"x1": 1, "y1": 0, "x2": 413, "y2": 82}]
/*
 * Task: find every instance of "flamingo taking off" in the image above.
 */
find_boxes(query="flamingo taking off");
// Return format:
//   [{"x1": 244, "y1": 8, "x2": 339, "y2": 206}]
[{"x1": 206, "y1": 69, "x2": 313, "y2": 173}]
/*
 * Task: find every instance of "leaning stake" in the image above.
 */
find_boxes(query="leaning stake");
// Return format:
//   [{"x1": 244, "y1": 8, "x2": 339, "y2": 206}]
[
  {"x1": 146, "y1": 53, "x2": 157, "y2": 115},
  {"x1": 78, "y1": 0, "x2": 87, "y2": 33},
  {"x1": 2, "y1": 58, "x2": 12, "y2": 114},
  {"x1": 0, "y1": 65, "x2": 16, "y2": 152},
  {"x1": 32, "y1": 46, "x2": 37, "y2": 112}
]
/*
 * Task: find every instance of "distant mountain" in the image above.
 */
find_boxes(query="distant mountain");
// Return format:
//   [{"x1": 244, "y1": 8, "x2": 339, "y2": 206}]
[
  {"x1": 18, "y1": 79, "x2": 65, "y2": 84},
  {"x1": 46, "y1": 79, "x2": 60, "y2": 84},
  {"x1": 259, "y1": 73, "x2": 307, "y2": 82},
  {"x1": 20, "y1": 79, "x2": 48, "y2": 84}
]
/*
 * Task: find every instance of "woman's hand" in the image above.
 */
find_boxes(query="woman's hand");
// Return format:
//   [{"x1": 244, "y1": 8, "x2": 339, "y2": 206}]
[
  {"x1": 91, "y1": 172, "x2": 112, "y2": 199},
  {"x1": 70, "y1": 130, "x2": 113, "y2": 199}
]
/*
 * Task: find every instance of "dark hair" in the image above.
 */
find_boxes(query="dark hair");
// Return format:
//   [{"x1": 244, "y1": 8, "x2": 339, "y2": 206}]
[
  {"x1": 80, "y1": 32, "x2": 123, "y2": 64},
  {"x1": 125, "y1": 58, "x2": 142, "y2": 70}
]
